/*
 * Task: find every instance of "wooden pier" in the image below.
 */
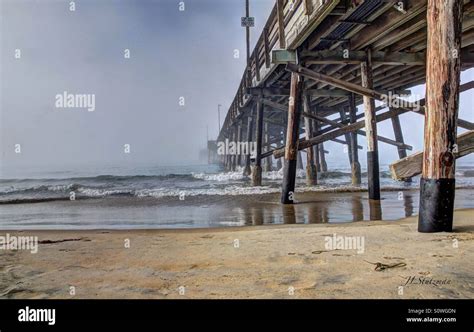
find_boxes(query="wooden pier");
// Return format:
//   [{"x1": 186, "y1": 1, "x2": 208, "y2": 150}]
[{"x1": 216, "y1": 0, "x2": 474, "y2": 232}]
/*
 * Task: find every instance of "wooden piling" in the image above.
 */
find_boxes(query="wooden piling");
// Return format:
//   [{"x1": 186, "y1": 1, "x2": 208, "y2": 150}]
[
  {"x1": 279, "y1": 119, "x2": 287, "y2": 171},
  {"x1": 223, "y1": 142, "x2": 228, "y2": 170},
  {"x1": 314, "y1": 121, "x2": 327, "y2": 172},
  {"x1": 391, "y1": 115, "x2": 408, "y2": 160},
  {"x1": 223, "y1": 132, "x2": 230, "y2": 171},
  {"x1": 281, "y1": 72, "x2": 303, "y2": 204},
  {"x1": 303, "y1": 94, "x2": 317, "y2": 185},
  {"x1": 226, "y1": 137, "x2": 233, "y2": 171},
  {"x1": 314, "y1": 143, "x2": 320, "y2": 171},
  {"x1": 319, "y1": 141, "x2": 327, "y2": 173},
  {"x1": 277, "y1": 128, "x2": 283, "y2": 170},
  {"x1": 236, "y1": 123, "x2": 243, "y2": 167},
  {"x1": 418, "y1": 0, "x2": 463, "y2": 233},
  {"x1": 369, "y1": 200, "x2": 382, "y2": 221},
  {"x1": 243, "y1": 108, "x2": 254, "y2": 176},
  {"x1": 227, "y1": 127, "x2": 234, "y2": 172},
  {"x1": 348, "y1": 94, "x2": 361, "y2": 185},
  {"x1": 340, "y1": 109, "x2": 353, "y2": 165},
  {"x1": 390, "y1": 113, "x2": 411, "y2": 182},
  {"x1": 297, "y1": 151, "x2": 304, "y2": 170},
  {"x1": 361, "y1": 49, "x2": 380, "y2": 200},
  {"x1": 313, "y1": 119, "x2": 321, "y2": 171},
  {"x1": 263, "y1": 122, "x2": 272, "y2": 172},
  {"x1": 252, "y1": 98, "x2": 264, "y2": 186},
  {"x1": 231, "y1": 128, "x2": 237, "y2": 171}
]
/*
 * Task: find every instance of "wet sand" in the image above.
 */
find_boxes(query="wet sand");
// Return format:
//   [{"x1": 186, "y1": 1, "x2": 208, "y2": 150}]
[
  {"x1": 0, "y1": 207, "x2": 473, "y2": 299},
  {"x1": 1, "y1": 188, "x2": 474, "y2": 229}
]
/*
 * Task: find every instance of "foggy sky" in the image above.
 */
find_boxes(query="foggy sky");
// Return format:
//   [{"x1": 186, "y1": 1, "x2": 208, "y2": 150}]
[
  {"x1": 0, "y1": 0, "x2": 273, "y2": 170},
  {"x1": 1, "y1": 0, "x2": 473, "y2": 174}
]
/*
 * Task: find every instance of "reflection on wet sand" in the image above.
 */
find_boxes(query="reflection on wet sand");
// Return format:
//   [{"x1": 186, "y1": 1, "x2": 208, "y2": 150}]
[
  {"x1": 251, "y1": 207, "x2": 264, "y2": 226},
  {"x1": 369, "y1": 200, "x2": 382, "y2": 221},
  {"x1": 403, "y1": 193, "x2": 414, "y2": 217},
  {"x1": 282, "y1": 205, "x2": 296, "y2": 224},
  {"x1": 230, "y1": 189, "x2": 472, "y2": 227},
  {"x1": 308, "y1": 204, "x2": 328, "y2": 223},
  {"x1": 2, "y1": 190, "x2": 471, "y2": 230},
  {"x1": 351, "y1": 196, "x2": 364, "y2": 221}
]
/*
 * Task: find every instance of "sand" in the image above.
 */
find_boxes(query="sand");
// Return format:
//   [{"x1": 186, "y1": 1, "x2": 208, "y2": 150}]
[{"x1": 0, "y1": 209, "x2": 473, "y2": 299}]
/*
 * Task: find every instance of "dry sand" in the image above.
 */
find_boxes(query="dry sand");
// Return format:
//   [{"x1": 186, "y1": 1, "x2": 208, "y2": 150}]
[{"x1": 0, "y1": 209, "x2": 473, "y2": 299}]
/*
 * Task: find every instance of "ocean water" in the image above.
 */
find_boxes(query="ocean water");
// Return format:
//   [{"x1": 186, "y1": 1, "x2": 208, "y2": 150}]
[
  {"x1": 1, "y1": 163, "x2": 474, "y2": 229},
  {"x1": 1, "y1": 163, "x2": 474, "y2": 204}
]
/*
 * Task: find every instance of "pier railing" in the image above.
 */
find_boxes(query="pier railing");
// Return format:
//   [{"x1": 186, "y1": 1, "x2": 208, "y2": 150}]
[{"x1": 219, "y1": 0, "x2": 340, "y2": 139}]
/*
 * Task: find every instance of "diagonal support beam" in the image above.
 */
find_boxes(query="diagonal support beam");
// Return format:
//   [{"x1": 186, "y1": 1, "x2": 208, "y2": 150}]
[
  {"x1": 273, "y1": 107, "x2": 414, "y2": 159},
  {"x1": 261, "y1": 98, "x2": 412, "y2": 150}
]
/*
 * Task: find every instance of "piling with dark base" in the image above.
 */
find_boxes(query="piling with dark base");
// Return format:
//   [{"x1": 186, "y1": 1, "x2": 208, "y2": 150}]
[
  {"x1": 281, "y1": 160, "x2": 298, "y2": 204},
  {"x1": 369, "y1": 199, "x2": 382, "y2": 221},
  {"x1": 418, "y1": 0, "x2": 462, "y2": 233},
  {"x1": 367, "y1": 150, "x2": 380, "y2": 200},
  {"x1": 361, "y1": 49, "x2": 380, "y2": 201},
  {"x1": 418, "y1": 179, "x2": 455, "y2": 232},
  {"x1": 281, "y1": 72, "x2": 303, "y2": 204}
]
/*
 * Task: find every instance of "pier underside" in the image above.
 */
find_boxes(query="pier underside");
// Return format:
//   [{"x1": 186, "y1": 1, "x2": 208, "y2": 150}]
[{"x1": 217, "y1": 0, "x2": 474, "y2": 229}]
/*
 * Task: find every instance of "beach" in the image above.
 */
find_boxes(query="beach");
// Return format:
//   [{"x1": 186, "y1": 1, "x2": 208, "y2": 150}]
[
  {"x1": 1, "y1": 166, "x2": 473, "y2": 299},
  {"x1": 1, "y1": 191, "x2": 473, "y2": 299}
]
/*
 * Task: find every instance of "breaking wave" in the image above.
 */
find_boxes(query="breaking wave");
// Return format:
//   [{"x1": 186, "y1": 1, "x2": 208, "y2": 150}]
[{"x1": 1, "y1": 168, "x2": 474, "y2": 204}]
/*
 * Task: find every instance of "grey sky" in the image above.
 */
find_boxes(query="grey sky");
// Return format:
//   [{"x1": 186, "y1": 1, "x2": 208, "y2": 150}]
[
  {"x1": 1, "y1": 0, "x2": 273, "y2": 170},
  {"x1": 1, "y1": 0, "x2": 473, "y2": 174}
]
